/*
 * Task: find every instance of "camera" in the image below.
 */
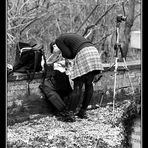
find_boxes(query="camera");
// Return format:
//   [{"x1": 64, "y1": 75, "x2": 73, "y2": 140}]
[{"x1": 116, "y1": 15, "x2": 127, "y2": 23}]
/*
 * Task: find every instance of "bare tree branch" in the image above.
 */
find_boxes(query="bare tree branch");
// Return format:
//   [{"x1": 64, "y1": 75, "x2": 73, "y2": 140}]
[
  {"x1": 19, "y1": 12, "x2": 48, "y2": 34},
  {"x1": 55, "y1": 18, "x2": 62, "y2": 34},
  {"x1": 82, "y1": 4, "x2": 116, "y2": 37},
  {"x1": 94, "y1": 30, "x2": 115, "y2": 45},
  {"x1": 8, "y1": 20, "x2": 34, "y2": 30},
  {"x1": 122, "y1": 2, "x2": 126, "y2": 16},
  {"x1": 134, "y1": 13, "x2": 141, "y2": 20},
  {"x1": 18, "y1": 0, "x2": 31, "y2": 15},
  {"x1": 94, "y1": 4, "x2": 116, "y2": 26},
  {"x1": 75, "y1": 4, "x2": 100, "y2": 33}
]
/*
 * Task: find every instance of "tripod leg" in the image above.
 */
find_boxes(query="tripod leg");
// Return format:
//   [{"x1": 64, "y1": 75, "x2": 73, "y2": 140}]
[
  {"x1": 113, "y1": 71, "x2": 117, "y2": 113},
  {"x1": 113, "y1": 58, "x2": 118, "y2": 113},
  {"x1": 123, "y1": 58, "x2": 135, "y2": 96},
  {"x1": 123, "y1": 58, "x2": 128, "y2": 69},
  {"x1": 126, "y1": 71, "x2": 135, "y2": 95}
]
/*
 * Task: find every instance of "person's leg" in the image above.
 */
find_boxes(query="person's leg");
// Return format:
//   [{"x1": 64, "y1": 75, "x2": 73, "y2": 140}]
[
  {"x1": 68, "y1": 77, "x2": 83, "y2": 112},
  {"x1": 41, "y1": 85, "x2": 66, "y2": 112},
  {"x1": 77, "y1": 72, "x2": 95, "y2": 118}
]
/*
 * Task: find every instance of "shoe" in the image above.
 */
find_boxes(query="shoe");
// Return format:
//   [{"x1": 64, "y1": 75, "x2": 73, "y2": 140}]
[
  {"x1": 93, "y1": 73, "x2": 103, "y2": 83},
  {"x1": 76, "y1": 109, "x2": 88, "y2": 119},
  {"x1": 57, "y1": 110, "x2": 76, "y2": 122},
  {"x1": 64, "y1": 111, "x2": 76, "y2": 122}
]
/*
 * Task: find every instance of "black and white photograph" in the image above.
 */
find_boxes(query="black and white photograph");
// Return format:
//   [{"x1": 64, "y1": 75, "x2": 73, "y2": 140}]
[{"x1": 7, "y1": 0, "x2": 142, "y2": 147}]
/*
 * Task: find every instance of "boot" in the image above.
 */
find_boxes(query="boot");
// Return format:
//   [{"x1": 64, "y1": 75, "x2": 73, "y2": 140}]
[
  {"x1": 58, "y1": 109, "x2": 76, "y2": 122},
  {"x1": 62, "y1": 110, "x2": 76, "y2": 122},
  {"x1": 76, "y1": 109, "x2": 88, "y2": 119}
]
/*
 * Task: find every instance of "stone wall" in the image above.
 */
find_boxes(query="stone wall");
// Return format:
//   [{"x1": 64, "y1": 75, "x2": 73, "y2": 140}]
[
  {"x1": 93, "y1": 68, "x2": 141, "y2": 91},
  {"x1": 7, "y1": 78, "x2": 42, "y2": 106},
  {"x1": 7, "y1": 60, "x2": 141, "y2": 107}
]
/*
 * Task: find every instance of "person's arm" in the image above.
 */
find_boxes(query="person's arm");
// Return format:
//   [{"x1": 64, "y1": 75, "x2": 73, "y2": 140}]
[
  {"x1": 47, "y1": 53, "x2": 61, "y2": 64},
  {"x1": 55, "y1": 39, "x2": 73, "y2": 59}
]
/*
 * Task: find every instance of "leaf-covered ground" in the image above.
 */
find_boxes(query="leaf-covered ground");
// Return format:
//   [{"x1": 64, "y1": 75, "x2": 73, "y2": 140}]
[{"x1": 7, "y1": 101, "x2": 132, "y2": 148}]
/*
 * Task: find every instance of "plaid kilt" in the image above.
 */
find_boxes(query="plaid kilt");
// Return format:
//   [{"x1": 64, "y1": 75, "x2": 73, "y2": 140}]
[{"x1": 70, "y1": 46, "x2": 104, "y2": 80}]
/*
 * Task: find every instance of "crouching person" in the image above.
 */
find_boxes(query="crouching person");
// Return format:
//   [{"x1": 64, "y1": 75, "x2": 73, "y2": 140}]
[{"x1": 39, "y1": 50, "x2": 75, "y2": 122}]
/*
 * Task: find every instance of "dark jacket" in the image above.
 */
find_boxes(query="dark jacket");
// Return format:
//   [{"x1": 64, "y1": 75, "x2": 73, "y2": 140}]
[
  {"x1": 44, "y1": 65, "x2": 72, "y2": 99},
  {"x1": 55, "y1": 33, "x2": 93, "y2": 59}
]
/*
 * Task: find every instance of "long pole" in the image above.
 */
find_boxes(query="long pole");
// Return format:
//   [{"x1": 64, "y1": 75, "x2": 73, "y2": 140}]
[{"x1": 113, "y1": 21, "x2": 120, "y2": 113}]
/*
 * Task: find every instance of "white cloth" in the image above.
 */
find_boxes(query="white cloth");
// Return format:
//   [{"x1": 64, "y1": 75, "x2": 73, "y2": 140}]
[
  {"x1": 46, "y1": 53, "x2": 74, "y2": 88},
  {"x1": 54, "y1": 60, "x2": 66, "y2": 73},
  {"x1": 46, "y1": 53, "x2": 66, "y2": 73}
]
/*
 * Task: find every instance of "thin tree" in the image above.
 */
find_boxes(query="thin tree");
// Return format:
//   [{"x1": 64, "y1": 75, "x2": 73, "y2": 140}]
[{"x1": 122, "y1": 0, "x2": 136, "y2": 59}]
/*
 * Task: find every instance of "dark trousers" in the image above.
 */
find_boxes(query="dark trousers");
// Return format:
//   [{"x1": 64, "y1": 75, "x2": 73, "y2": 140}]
[{"x1": 68, "y1": 70, "x2": 100, "y2": 112}]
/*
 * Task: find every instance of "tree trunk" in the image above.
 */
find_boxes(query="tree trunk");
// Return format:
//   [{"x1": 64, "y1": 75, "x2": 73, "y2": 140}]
[{"x1": 122, "y1": 0, "x2": 136, "y2": 59}]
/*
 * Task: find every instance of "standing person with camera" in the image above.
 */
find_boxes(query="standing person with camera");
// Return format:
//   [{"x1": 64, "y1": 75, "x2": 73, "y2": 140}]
[{"x1": 50, "y1": 33, "x2": 104, "y2": 120}]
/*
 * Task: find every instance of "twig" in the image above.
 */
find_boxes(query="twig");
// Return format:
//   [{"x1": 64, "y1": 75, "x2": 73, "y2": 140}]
[
  {"x1": 8, "y1": 1, "x2": 15, "y2": 16},
  {"x1": 122, "y1": 2, "x2": 126, "y2": 16},
  {"x1": 94, "y1": 4, "x2": 116, "y2": 26},
  {"x1": 117, "y1": 86, "x2": 131, "y2": 90},
  {"x1": 55, "y1": 18, "x2": 61, "y2": 34},
  {"x1": 7, "y1": 21, "x2": 32, "y2": 30},
  {"x1": 82, "y1": 4, "x2": 116, "y2": 38},
  {"x1": 75, "y1": 4, "x2": 99, "y2": 33},
  {"x1": 93, "y1": 30, "x2": 115, "y2": 45},
  {"x1": 54, "y1": 7, "x2": 61, "y2": 34},
  {"x1": 7, "y1": 33, "x2": 16, "y2": 43},
  {"x1": 18, "y1": 0, "x2": 32, "y2": 15},
  {"x1": 20, "y1": 12, "x2": 47, "y2": 35},
  {"x1": 134, "y1": 13, "x2": 141, "y2": 21}
]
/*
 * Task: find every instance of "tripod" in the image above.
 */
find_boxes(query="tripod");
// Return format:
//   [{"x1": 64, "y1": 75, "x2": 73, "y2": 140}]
[{"x1": 109, "y1": 17, "x2": 135, "y2": 113}]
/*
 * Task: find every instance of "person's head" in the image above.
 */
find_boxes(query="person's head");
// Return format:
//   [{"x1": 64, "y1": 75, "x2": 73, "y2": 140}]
[{"x1": 50, "y1": 42, "x2": 61, "y2": 54}]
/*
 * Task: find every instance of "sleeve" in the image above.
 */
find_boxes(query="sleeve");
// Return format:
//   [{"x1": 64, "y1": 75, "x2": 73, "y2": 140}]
[
  {"x1": 55, "y1": 38, "x2": 73, "y2": 59},
  {"x1": 47, "y1": 53, "x2": 61, "y2": 64}
]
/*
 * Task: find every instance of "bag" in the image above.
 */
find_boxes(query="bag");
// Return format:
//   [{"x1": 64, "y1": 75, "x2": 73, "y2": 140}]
[
  {"x1": 52, "y1": 70, "x2": 72, "y2": 98},
  {"x1": 13, "y1": 42, "x2": 43, "y2": 74},
  {"x1": 39, "y1": 83, "x2": 66, "y2": 111},
  {"x1": 39, "y1": 64, "x2": 72, "y2": 111},
  {"x1": 13, "y1": 42, "x2": 46, "y2": 95}
]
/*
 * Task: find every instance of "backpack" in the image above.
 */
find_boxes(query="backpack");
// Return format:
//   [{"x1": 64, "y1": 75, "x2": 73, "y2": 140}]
[
  {"x1": 13, "y1": 42, "x2": 47, "y2": 95},
  {"x1": 39, "y1": 65, "x2": 72, "y2": 112}
]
